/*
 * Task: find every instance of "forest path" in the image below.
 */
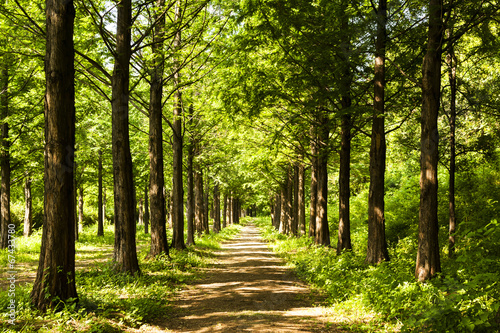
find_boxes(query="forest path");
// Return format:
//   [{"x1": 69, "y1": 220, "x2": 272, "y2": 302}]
[{"x1": 159, "y1": 223, "x2": 347, "y2": 333}]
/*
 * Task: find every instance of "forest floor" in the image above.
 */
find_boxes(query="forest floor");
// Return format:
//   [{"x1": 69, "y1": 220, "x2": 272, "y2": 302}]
[{"x1": 156, "y1": 223, "x2": 350, "y2": 333}]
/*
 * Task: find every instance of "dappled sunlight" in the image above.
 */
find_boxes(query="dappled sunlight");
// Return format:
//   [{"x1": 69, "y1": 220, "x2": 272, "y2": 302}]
[{"x1": 159, "y1": 223, "x2": 349, "y2": 333}]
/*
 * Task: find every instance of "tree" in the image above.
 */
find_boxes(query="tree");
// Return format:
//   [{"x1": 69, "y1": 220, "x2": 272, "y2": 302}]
[
  {"x1": 366, "y1": 0, "x2": 390, "y2": 264},
  {"x1": 111, "y1": 0, "x2": 140, "y2": 274},
  {"x1": 415, "y1": 0, "x2": 443, "y2": 282},
  {"x1": 97, "y1": 150, "x2": 104, "y2": 236},
  {"x1": 148, "y1": 0, "x2": 169, "y2": 257},
  {"x1": 23, "y1": 175, "x2": 32, "y2": 237},
  {"x1": 31, "y1": 0, "x2": 78, "y2": 310}
]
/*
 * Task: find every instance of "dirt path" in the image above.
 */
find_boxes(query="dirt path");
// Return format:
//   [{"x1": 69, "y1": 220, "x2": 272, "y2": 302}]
[{"x1": 159, "y1": 223, "x2": 346, "y2": 333}]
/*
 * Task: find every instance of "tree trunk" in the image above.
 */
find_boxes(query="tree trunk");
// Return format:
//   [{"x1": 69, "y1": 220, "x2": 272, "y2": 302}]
[
  {"x1": 286, "y1": 166, "x2": 293, "y2": 234},
  {"x1": 78, "y1": 186, "x2": 84, "y2": 233},
  {"x1": 292, "y1": 163, "x2": 299, "y2": 235},
  {"x1": 97, "y1": 150, "x2": 104, "y2": 236},
  {"x1": 213, "y1": 184, "x2": 221, "y2": 233},
  {"x1": 144, "y1": 184, "x2": 149, "y2": 234},
  {"x1": 222, "y1": 194, "x2": 227, "y2": 229},
  {"x1": 273, "y1": 193, "x2": 281, "y2": 230},
  {"x1": 203, "y1": 171, "x2": 209, "y2": 233},
  {"x1": 0, "y1": 41, "x2": 10, "y2": 249},
  {"x1": 194, "y1": 165, "x2": 204, "y2": 235},
  {"x1": 31, "y1": 0, "x2": 78, "y2": 310},
  {"x1": 148, "y1": 0, "x2": 169, "y2": 257},
  {"x1": 416, "y1": 0, "x2": 443, "y2": 282},
  {"x1": 111, "y1": 0, "x2": 140, "y2": 274},
  {"x1": 446, "y1": 28, "x2": 457, "y2": 258},
  {"x1": 366, "y1": 0, "x2": 390, "y2": 264},
  {"x1": 298, "y1": 161, "x2": 306, "y2": 235},
  {"x1": 315, "y1": 114, "x2": 330, "y2": 246},
  {"x1": 171, "y1": 2, "x2": 185, "y2": 249},
  {"x1": 138, "y1": 199, "x2": 144, "y2": 226},
  {"x1": 309, "y1": 133, "x2": 318, "y2": 238},
  {"x1": 186, "y1": 106, "x2": 195, "y2": 245},
  {"x1": 23, "y1": 175, "x2": 32, "y2": 237}
]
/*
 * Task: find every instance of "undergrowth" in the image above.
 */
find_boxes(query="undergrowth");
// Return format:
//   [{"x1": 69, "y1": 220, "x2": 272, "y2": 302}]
[
  {"x1": 0, "y1": 221, "x2": 242, "y2": 332},
  {"x1": 255, "y1": 217, "x2": 500, "y2": 333}
]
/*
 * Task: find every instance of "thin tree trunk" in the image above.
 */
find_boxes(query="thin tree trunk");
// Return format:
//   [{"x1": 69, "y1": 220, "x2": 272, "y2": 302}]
[
  {"x1": 309, "y1": 133, "x2": 318, "y2": 238},
  {"x1": 366, "y1": 0, "x2": 389, "y2": 264},
  {"x1": 447, "y1": 28, "x2": 457, "y2": 258},
  {"x1": 203, "y1": 171, "x2": 209, "y2": 233},
  {"x1": 171, "y1": 2, "x2": 185, "y2": 249},
  {"x1": 31, "y1": 0, "x2": 78, "y2": 310},
  {"x1": 194, "y1": 165, "x2": 204, "y2": 235},
  {"x1": 292, "y1": 163, "x2": 299, "y2": 235},
  {"x1": 273, "y1": 193, "x2": 281, "y2": 230},
  {"x1": 23, "y1": 175, "x2": 32, "y2": 237},
  {"x1": 416, "y1": 0, "x2": 443, "y2": 282},
  {"x1": 222, "y1": 194, "x2": 227, "y2": 229},
  {"x1": 97, "y1": 150, "x2": 104, "y2": 236},
  {"x1": 213, "y1": 184, "x2": 221, "y2": 233},
  {"x1": 111, "y1": 0, "x2": 140, "y2": 274},
  {"x1": 186, "y1": 107, "x2": 195, "y2": 245},
  {"x1": 298, "y1": 161, "x2": 306, "y2": 235},
  {"x1": 148, "y1": 0, "x2": 169, "y2": 257},
  {"x1": 144, "y1": 184, "x2": 149, "y2": 234},
  {"x1": 315, "y1": 113, "x2": 330, "y2": 246},
  {"x1": 78, "y1": 186, "x2": 84, "y2": 232},
  {"x1": 0, "y1": 41, "x2": 10, "y2": 249}
]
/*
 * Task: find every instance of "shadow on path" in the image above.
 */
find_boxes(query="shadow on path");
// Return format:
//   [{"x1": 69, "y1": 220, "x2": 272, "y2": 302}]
[{"x1": 159, "y1": 223, "x2": 347, "y2": 333}]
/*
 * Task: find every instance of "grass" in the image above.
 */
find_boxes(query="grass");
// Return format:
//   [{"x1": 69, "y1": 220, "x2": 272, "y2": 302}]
[
  {"x1": 0, "y1": 220, "x2": 243, "y2": 332},
  {"x1": 254, "y1": 217, "x2": 500, "y2": 333}
]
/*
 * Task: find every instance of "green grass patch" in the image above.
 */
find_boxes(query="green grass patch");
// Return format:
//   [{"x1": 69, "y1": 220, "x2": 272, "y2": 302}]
[
  {"x1": 0, "y1": 222, "x2": 242, "y2": 332},
  {"x1": 254, "y1": 217, "x2": 500, "y2": 332}
]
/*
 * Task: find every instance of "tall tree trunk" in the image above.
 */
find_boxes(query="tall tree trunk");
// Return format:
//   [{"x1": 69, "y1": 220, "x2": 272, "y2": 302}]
[
  {"x1": 171, "y1": 2, "x2": 185, "y2": 249},
  {"x1": 31, "y1": 0, "x2": 77, "y2": 310},
  {"x1": 298, "y1": 161, "x2": 306, "y2": 235},
  {"x1": 315, "y1": 114, "x2": 330, "y2": 246},
  {"x1": 279, "y1": 186, "x2": 287, "y2": 234},
  {"x1": 144, "y1": 184, "x2": 149, "y2": 234},
  {"x1": 213, "y1": 184, "x2": 221, "y2": 233},
  {"x1": 148, "y1": 0, "x2": 169, "y2": 257},
  {"x1": 286, "y1": 166, "x2": 293, "y2": 234},
  {"x1": 78, "y1": 186, "x2": 84, "y2": 232},
  {"x1": 309, "y1": 133, "x2": 318, "y2": 238},
  {"x1": 446, "y1": 28, "x2": 457, "y2": 258},
  {"x1": 416, "y1": 0, "x2": 443, "y2": 282},
  {"x1": 0, "y1": 40, "x2": 10, "y2": 249},
  {"x1": 203, "y1": 171, "x2": 209, "y2": 233},
  {"x1": 194, "y1": 165, "x2": 204, "y2": 235},
  {"x1": 273, "y1": 193, "x2": 281, "y2": 230},
  {"x1": 337, "y1": 6, "x2": 353, "y2": 254},
  {"x1": 74, "y1": 162, "x2": 78, "y2": 241},
  {"x1": 222, "y1": 194, "x2": 227, "y2": 229},
  {"x1": 292, "y1": 163, "x2": 299, "y2": 235},
  {"x1": 111, "y1": 0, "x2": 140, "y2": 274},
  {"x1": 366, "y1": 0, "x2": 390, "y2": 264},
  {"x1": 23, "y1": 175, "x2": 32, "y2": 237},
  {"x1": 97, "y1": 150, "x2": 104, "y2": 236},
  {"x1": 186, "y1": 107, "x2": 195, "y2": 245}
]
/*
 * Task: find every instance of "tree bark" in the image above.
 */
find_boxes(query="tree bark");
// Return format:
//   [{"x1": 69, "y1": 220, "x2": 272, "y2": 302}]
[
  {"x1": 97, "y1": 150, "x2": 104, "y2": 236},
  {"x1": 273, "y1": 193, "x2": 281, "y2": 230},
  {"x1": 23, "y1": 175, "x2": 32, "y2": 237},
  {"x1": 31, "y1": 0, "x2": 78, "y2": 310},
  {"x1": 0, "y1": 39, "x2": 10, "y2": 249},
  {"x1": 366, "y1": 0, "x2": 390, "y2": 264},
  {"x1": 416, "y1": 0, "x2": 443, "y2": 282},
  {"x1": 148, "y1": 0, "x2": 169, "y2": 257},
  {"x1": 446, "y1": 28, "x2": 457, "y2": 258},
  {"x1": 203, "y1": 171, "x2": 209, "y2": 233},
  {"x1": 78, "y1": 186, "x2": 84, "y2": 232},
  {"x1": 194, "y1": 164, "x2": 204, "y2": 235},
  {"x1": 213, "y1": 184, "x2": 221, "y2": 233},
  {"x1": 292, "y1": 163, "x2": 299, "y2": 235},
  {"x1": 186, "y1": 106, "x2": 195, "y2": 245},
  {"x1": 144, "y1": 184, "x2": 149, "y2": 234},
  {"x1": 111, "y1": 0, "x2": 140, "y2": 274},
  {"x1": 171, "y1": 2, "x2": 185, "y2": 249},
  {"x1": 309, "y1": 133, "x2": 318, "y2": 238},
  {"x1": 222, "y1": 194, "x2": 227, "y2": 229},
  {"x1": 315, "y1": 114, "x2": 330, "y2": 246},
  {"x1": 286, "y1": 166, "x2": 293, "y2": 234},
  {"x1": 298, "y1": 161, "x2": 306, "y2": 235}
]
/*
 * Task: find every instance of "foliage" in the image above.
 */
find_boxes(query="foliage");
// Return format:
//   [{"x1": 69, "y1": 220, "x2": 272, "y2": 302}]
[
  {"x1": 255, "y1": 208, "x2": 500, "y2": 332},
  {"x1": 0, "y1": 223, "x2": 243, "y2": 332}
]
